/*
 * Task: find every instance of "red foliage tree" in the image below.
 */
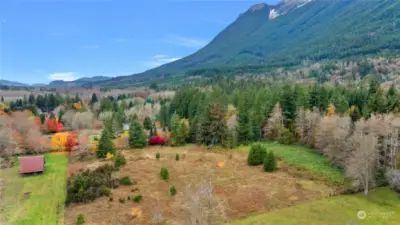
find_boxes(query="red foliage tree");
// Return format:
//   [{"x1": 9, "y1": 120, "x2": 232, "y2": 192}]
[
  {"x1": 149, "y1": 136, "x2": 165, "y2": 145},
  {"x1": 65, "y1": 135, "x2": 78, "y2": 152},
  {"x1": 46, "y1": 118, "x2": 59, "y2": 132}
]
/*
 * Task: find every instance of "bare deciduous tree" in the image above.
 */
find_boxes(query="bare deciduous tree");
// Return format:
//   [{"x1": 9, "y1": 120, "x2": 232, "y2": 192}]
[
  {"x1": 263, "y1": 104, "x2": 283, "y2": 141},
  {"x1": 182, "y1": 179, "x2": 226, "y2": 225},
  {"x1": 345, "y1": 131, "x2": 379, "y2": 196},
  {"x1": 295, "y1": 107, "x2": 320, "y2": 147},
  {"x1": 71, "y1": 111, "x2": 94, "y2": 130}
]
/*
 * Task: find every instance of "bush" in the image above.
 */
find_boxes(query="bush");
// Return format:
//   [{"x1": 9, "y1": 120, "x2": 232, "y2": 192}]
[
  {"x1": 119, "y1": 198, "x2": 125, "y2": 203},
  {"x1": 170, "y1": 185, "x2": 177, "y2": 196},
  {"x1": 149, "y1": 136, "x2": 165, "y2": 145},
  {"x1": 66, "y1": 165, "x2": 120, "y2": 205},
  {"x1": 247, "y1": 144, "x2": 267, "y2": 166},
  {"x1": 109, "y1": 197, "x2": 113, "y2": 201},
  {"x1": 175, "y1": 153, "x2": 179, "y2": 161},
  {"x1": 278, "y1": 126, "x2": 295, "y2": 145},
  {"x1": 120, "y1": 176, "x2": 134, "y2": 185},
  {"x1": 263, "y1": 151, "x2": 278, "y2": 172},
  {"x1": 114, "y1": 153, "x2": 126, "y2": 168},
  {"x1": 133, "y1": 194, "x2": 142, "y2": 203},
  {"x1": 156, "y1": 152, "x2": 160, "y2": 160},
  {"x1": 160, "y1": 167, "x2": 169, "y2": 181},
  {"x1": 76, "y1": 214, "x2": 85, "y2": 225},
  {"x1": 131, "y1": 188, "x2": 139, "y2": 192},
  {"x1": 386, "y1": 169, "x2": 400, "y2": 193}
]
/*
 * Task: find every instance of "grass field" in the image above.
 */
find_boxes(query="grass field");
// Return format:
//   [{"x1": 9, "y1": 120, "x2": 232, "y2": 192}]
[
  {"x1": 0, "y1": 153, "x2": 68, "y2": 225},
  {"x1": 236, "y1": 142, "x2": 345, "y2": 185},
  {"x1": 227, "y1": 187, "x2": 400, "y2": 225}
]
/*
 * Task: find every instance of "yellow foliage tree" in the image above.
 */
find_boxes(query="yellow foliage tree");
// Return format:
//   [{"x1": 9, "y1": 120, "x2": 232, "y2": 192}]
[
  {"x1": 74, "y1": 102, "x2": 82, "y2": 110},
  {"x1": 51, "y1": 132, "x2": 72, "y2": 151},
  {"x1": 326, "y1": 104, "x2": 336, "y2": 117},
  {"x1": 106, "y1": 152, "x2": 114, "y2": 160}
]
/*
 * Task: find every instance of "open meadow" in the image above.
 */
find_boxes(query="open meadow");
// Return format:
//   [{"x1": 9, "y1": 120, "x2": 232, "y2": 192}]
[
  {"x1": 64, "y1": 144, "x2": 343, "y2": 224},
  {"x1": 0, "y1": 153, "x2": 68, "y2": 225}
]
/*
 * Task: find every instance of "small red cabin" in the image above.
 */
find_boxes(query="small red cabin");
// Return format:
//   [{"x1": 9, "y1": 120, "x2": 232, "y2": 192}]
[{"x1": 19, "y1": 155, "x2": 45, "y2": 175}]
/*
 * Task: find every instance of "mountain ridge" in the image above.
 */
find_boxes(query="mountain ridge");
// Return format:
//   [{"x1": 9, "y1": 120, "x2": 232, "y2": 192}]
[{"x1": 95, "y1": 0, "x2": 400, "y2": 87}]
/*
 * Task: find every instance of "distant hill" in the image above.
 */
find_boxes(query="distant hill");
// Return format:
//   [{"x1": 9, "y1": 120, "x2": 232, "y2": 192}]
[
  {"x1": 48, "y1": 76, "x2": 112, "y2": 87},
  {"x1": 0, "y1": 79, "x2": 29, "y2": 87},
  {"x1": 97, "y1": 0, "x2": 400, "y2": 87}
]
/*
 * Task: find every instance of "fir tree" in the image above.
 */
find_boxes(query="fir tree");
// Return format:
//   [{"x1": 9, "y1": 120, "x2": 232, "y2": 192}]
[
  {"x1": 0, "y1": 96, "x2": 4, "y2": 102},
  {"x1": 129, "y1": 120, "x2": 147, "y2": 148},
  {"x1": 199, "y1": 104, "x2": 227, "y2": 146},
  {"x1": 143, "y1": 116, "x2": 152, "y2": 130},
  {"x1": 263, "y1": 151, "x2": 277, "y2": 172},
  {"x1": 237, "y1": 94, "x2": 253, "y2": 145},
  {"x1": 97, "y1": 126, "x2": 116, "y2": 158},
  {"x1": 90, "y1": 93, "x2": 98, "y2": 105},
  {"x1": 128, "y1": 101, "x2": 134, "y2": 108},
  {"x1": 170, "y1": 113, "x2": 185, "y2": 146},
  {"x1": 386, "y1": 84, "x2": 399, "y2": 112}
]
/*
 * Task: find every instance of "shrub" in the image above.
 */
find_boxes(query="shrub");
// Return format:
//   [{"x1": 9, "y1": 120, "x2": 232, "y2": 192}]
[
  {"x1": 156, "y1": 152, "x2": 160, "y2": 160},
  {"x1": 114, "y1": 153, "x2": 126, "y2": 168},
  {"x1": 247, "y1": 144, "x2": 267, "y2": 166},
  {"x1": 76, "y1": 214, "x2": 85, "y2": 225},
  {"x1": 66, "y1": 165, "x2": 120, "y2": 205},
  {"x1": 160, "y1": 167, "x2": 169, "y2": 181},
  {"x1": 175, "y1": 153, "x2": 179, "y2": 161},
  {"x1": 119, "y1": 198, "x2": 125, "y2": 203},
  {"x1": 170, "y1": 185, "x2": 177, "y2": 196},
  {"x1": 120, "y1": 176, "x2": 134, "y2": 185},
  {"x1": 278, "y1": 126, "x2": 295, "y2": 145},
  {"x1": 149, "y1": 136, "x2": 165, "y2": 145},
  {"x1": 131, "y1": 188, "x2": 139, "y2": 192},
  {"x1": 386, "y1": 170, "x2": 400, "y2": 193},
  {"x1": 109, "y1": 197, "x2": 113, "y2": 201},
  {"x1": 263, "y1": 151, "x2": 278, "y2": 172},
  {"x1": 133, "y1": 194, "x2": 142, "y2": 203}
]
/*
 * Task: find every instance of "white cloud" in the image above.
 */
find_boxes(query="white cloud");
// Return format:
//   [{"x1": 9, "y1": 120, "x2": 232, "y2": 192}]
[
  {"x1": 144, "y1": 55, "x2": 181, "y2": 67},
  {"x1": 166, "y1": 35, "x2": 209, "y2": 48},
  {"x1": 48, "y1": 72, "x2": 79, "y2": 81}
]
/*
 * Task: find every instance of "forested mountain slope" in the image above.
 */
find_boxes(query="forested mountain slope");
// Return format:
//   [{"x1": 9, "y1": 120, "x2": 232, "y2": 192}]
[{"x1": 98, "y1": 0, "x2": 400, "y2": 87}]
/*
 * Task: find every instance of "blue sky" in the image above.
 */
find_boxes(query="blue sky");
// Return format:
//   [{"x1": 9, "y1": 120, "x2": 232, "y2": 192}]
[{"x1": 0, "y1": 0, "x2": 280, "y2": 84}]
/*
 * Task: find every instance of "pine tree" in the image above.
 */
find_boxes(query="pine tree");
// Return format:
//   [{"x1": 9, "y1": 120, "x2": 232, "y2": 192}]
[
  {"x1": 128, "y1": 101, "x2": 134, "y2": 108},
  {"x1": 199, "y1": 104, "x2": 227, "y2": 146},
  {"x1": 0, "y1": 96, "x2": 4, "y2": 102},
  {"x1": 237, "y1": 94, "x2": 253, "y2": 145},
  {"x1": 28, "y1": 94, "x2": 35, "y2": 105},
  {"x1": 143, "y1": 116, "x2": 152, "y2": 130},
  {"x1": 129, "y1": 120, "x2": 147, "y2": 148},
  {"x1": 170, "y1": 113, "x2": 183, "y2": 146},
  {"x1": 74, "y1": 93, "x2": 81, "y2": 103},
  {"x1": 90, "y1": 93, "x2": 98, "y2": 105},
  {"x1": 97, "y1": 126, "x2": 116, "y2": 158},
  {"x1": 281, "y1": 85, "x2": 297, "y2": 130},
  {"x1": 263, "y1": 151, "x2": 277, "y2": 172},
  {"x1": 386, "y1": 84, "x2": 399, "y2": 112}
]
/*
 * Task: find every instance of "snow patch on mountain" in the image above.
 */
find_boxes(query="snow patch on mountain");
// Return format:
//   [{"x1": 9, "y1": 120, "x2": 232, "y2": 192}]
[{"x1": 270, "y1": 0, "x2": 314, "y2": 20}]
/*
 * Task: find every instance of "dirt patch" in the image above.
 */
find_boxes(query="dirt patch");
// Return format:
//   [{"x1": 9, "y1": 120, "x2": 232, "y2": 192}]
[{"x1": 64, "y1": 145, "x2": 336, "y2": 224}]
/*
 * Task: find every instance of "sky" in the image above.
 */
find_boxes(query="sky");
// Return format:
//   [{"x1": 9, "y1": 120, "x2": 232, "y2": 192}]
[{"x1": 0, "y1": 0, "x2": 280, "y2": 84}]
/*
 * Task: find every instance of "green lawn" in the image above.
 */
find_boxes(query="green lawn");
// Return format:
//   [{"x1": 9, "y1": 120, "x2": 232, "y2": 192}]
[
  {"x1": 0, "y1": 153, "x2": 68, "y2": 225},
  {"x1": 227, "y1": 187, "x2": 400, "y2": 225},
  {"x1": 236, "y1": 142, "x2": 345, "y2": 185}
]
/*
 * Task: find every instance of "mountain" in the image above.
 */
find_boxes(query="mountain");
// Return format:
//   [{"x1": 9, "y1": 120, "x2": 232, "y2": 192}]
[
  {"x1": 0, "y1": 79, "x2": 29, "y2": 87},
  {"x1": 48, "y1": 76, "x2": 112, "y2": 87},
  {"x1": 97, "y1": 0, "x2": 400, "y2": 87}
]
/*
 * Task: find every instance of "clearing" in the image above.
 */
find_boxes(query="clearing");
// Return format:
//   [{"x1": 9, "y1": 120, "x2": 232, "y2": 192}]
[
  {"x1": 236, "y1": 142, "x2": 345, "y2": 185},
  {"x1": 0, "y1": 153, "x2": 68, "y2": 225},
  {"x1": 65, "y1": 145, "x2": 340, "y2": 224}
]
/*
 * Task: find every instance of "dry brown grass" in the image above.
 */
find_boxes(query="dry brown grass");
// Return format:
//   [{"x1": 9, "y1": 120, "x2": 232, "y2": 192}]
[{"x1": 64, "y1": 145, "x2": 335, "y2": 225}]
